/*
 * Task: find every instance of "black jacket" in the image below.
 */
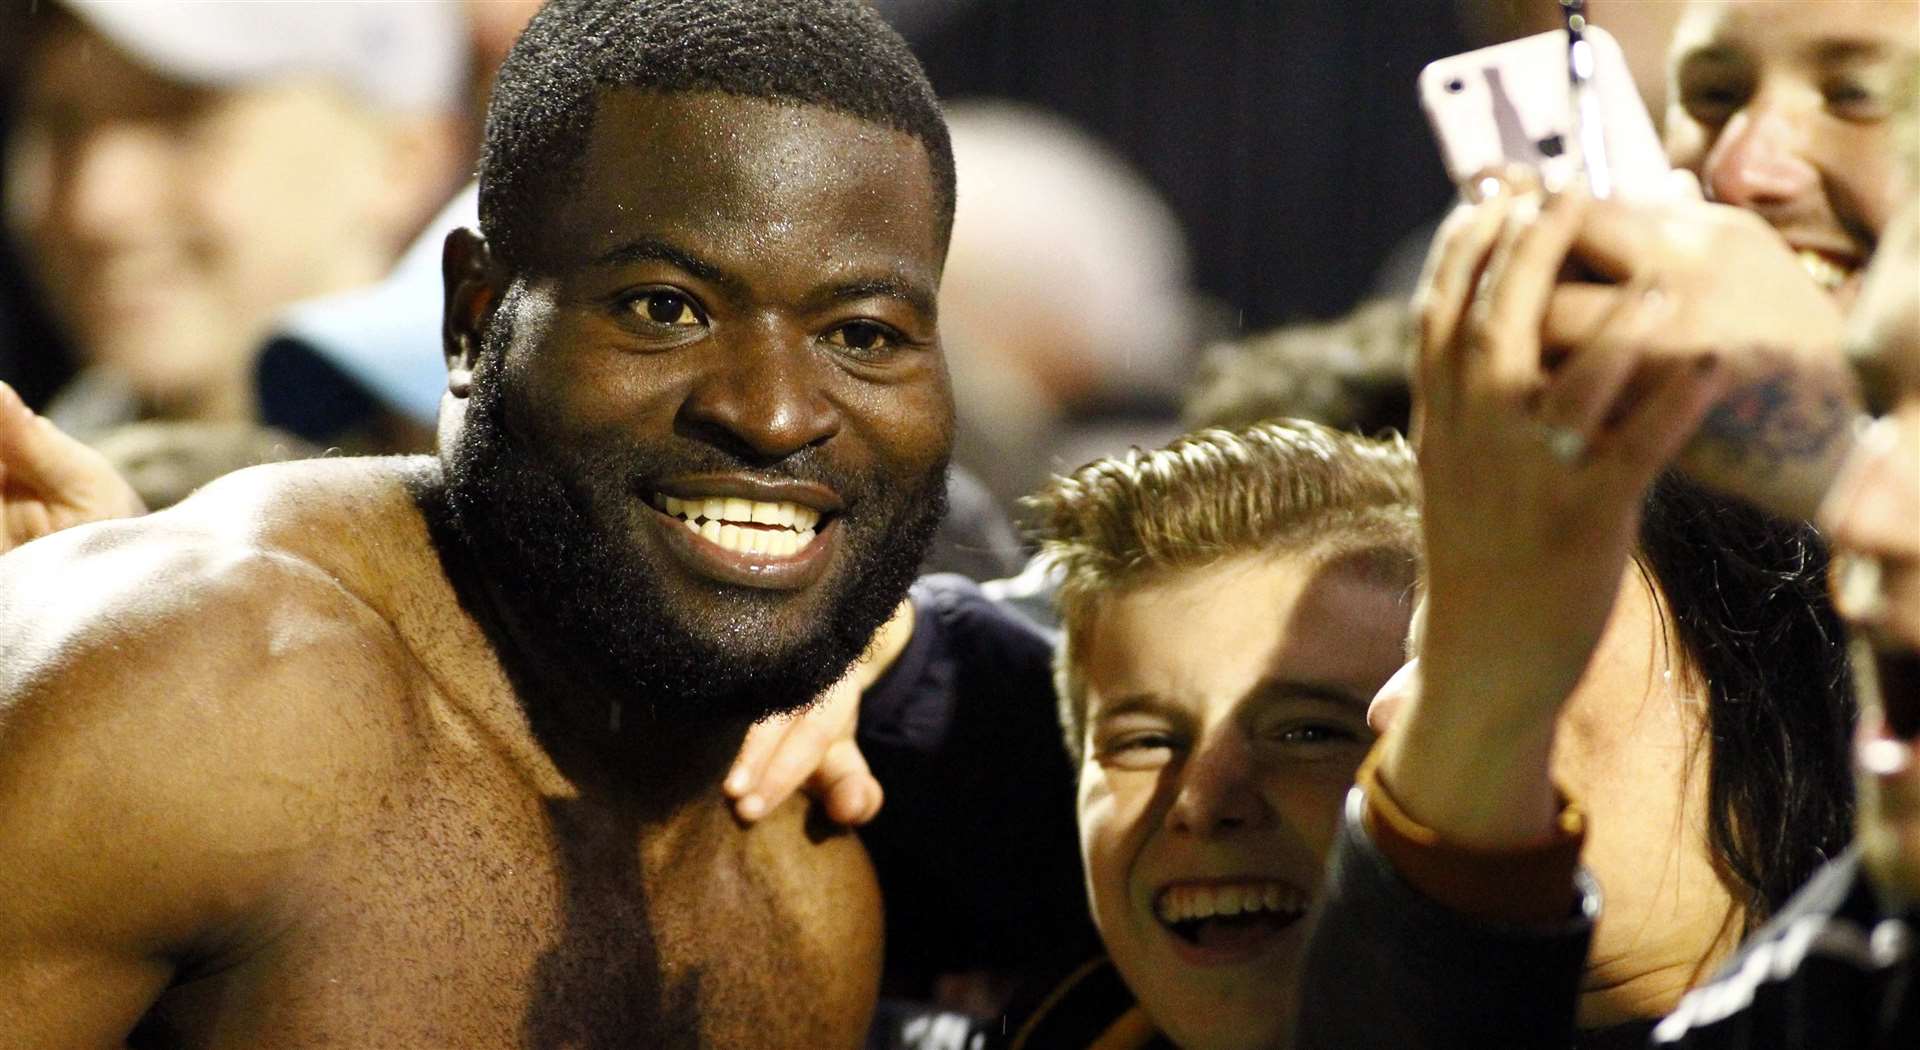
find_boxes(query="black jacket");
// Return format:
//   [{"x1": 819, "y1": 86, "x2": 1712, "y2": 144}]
[{"x1": 1298, "y1": 790, "x2": 1917, "y2": 1049}]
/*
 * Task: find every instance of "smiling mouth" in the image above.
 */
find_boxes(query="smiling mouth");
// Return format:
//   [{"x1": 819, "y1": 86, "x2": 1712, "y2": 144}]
[
  {"x1": 651, "y1": 494, "x2": 826, "y2": 558},
  {"x1": 1154, "y1": 881, "x2": 1307, "y2": 951}
]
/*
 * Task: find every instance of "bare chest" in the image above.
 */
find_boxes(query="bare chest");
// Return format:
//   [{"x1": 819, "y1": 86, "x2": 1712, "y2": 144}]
[{"x1": 138, "y1": 736, "x2": 883, "y2": 1049}]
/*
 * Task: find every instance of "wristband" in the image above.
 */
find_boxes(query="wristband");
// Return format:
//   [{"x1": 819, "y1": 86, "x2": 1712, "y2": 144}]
[{"x1": 1358, "y1": 743, "x2": 1587, "y2": 925}]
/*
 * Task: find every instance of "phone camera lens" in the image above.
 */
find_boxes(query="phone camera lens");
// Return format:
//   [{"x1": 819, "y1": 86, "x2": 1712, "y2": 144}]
[{"x1": 1445, "y1": 77, "x2": 1465, "y2": 94}]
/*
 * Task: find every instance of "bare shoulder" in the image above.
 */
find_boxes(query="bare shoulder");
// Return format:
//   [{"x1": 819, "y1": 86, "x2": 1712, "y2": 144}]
[
  {"x1": 0, "y1": 457, "x2": 433, "y2": 933},
  {"x1": 0, "y1": 457, "x2": 442, "y2": 1040}
]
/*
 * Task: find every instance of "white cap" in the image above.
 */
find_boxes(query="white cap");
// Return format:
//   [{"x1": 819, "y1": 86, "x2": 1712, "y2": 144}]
[{"x1": 55, "y1": 1, "x2": 468, "y2": 115}]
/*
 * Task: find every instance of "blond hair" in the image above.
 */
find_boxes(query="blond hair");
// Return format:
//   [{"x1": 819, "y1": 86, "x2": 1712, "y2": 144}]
[{"x1": 1027, "y1": 419, "x2": 1421, "y2": 765}]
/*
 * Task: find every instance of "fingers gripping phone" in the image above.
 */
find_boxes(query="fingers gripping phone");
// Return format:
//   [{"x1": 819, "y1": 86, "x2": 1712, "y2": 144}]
[{"x1": 1419, "y1": 25, "x2": 1673, "y2": 200}]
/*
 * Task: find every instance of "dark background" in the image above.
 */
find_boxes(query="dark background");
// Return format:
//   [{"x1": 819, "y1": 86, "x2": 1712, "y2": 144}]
[{"x1": 908, "y1": 0, "x2": 1468, "y2": 327}]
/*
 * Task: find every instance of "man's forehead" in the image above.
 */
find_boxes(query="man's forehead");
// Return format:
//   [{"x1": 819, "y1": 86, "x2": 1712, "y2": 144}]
[
  {"x1": 546, "y1": 89, "x2": 943, "y2": 268},
  {"x1": 574, "y1": 91, "x2": 931, "y2": 199}
]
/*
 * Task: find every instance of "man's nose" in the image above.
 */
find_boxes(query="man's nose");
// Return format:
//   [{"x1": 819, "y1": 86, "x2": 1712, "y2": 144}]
[
  {"x1": 1165, "y1": 730, "x2": 1271, "y2": 837},
  {"x1": 1367, "y1": 658, "x2": 1420, "y2": 736},
  {"x1": 677, "y1": 331, "x2": 841, "y2": 461},
  {"x1": 1700, "y1": 93, "x2": 1820, "y2": 215},
  {"x1": 55, "y1": 124, "x2": 172, "y2": 244}
]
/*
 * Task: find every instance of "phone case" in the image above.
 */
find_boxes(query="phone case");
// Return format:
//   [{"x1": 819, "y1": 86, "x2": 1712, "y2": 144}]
[{"x1": 1418, "y1": 26, "x2": 1672, "y2": 200}]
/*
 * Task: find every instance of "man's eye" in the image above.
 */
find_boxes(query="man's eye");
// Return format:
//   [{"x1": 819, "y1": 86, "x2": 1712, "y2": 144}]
[
  {"x1": 1675, "y1": 66, "x2": 1751, "y2": 126},
  {"x1": 1681, "y1": 87, "x2": 1745, "y2": 124},
  {"x1": 1097, "y1": 733, "x2": 1181, "y2": 770},
  {"x1": 631, "y1": 291, "x2": 702, "y2": 327},
  {"x1": 1825, "y1": 81, "x2": 1888, "y2": 120},
  {"x1": 1266, "y1": 723, "x2": 1365, "y2": 749},
  {"x1": 1279, "y1": 725, "x2": 1343, "y2": 745},
  {"x1": 826, "y1": 321, "x2": 898, "y2": 356}
]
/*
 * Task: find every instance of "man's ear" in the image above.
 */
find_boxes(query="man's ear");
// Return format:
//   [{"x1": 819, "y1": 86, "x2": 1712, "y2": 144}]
[{"x1": 443, "y1": 227, "x2": 505, "y2": 399}]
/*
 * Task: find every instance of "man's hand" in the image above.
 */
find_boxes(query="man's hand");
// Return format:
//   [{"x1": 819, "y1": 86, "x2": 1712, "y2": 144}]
[
  {"x1": 1543, "y1": 197, "x2": 1858, "y2": 521},
  {"x1": 1384, "y1": 186, "x2": 1731, "y2": 848},
  {"x1": 723, "y1": 599, "x2": 916, "y2": 826},
  {"x1": 0, "y1": 382, "x2": 146, "y2": 554}
]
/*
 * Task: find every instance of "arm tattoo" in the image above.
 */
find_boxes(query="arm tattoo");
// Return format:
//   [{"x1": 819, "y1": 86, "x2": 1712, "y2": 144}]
[{"x1": 1697, "y1": 363, "x2": 1856, "y2": 478}]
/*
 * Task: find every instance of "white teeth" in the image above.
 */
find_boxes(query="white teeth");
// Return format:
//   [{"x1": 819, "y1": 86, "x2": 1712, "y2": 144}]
[
  {"x1": 1154, "y1": 881, "x2": 1306, "y2": 924},
  {"x1": 658, "y1": 493, "x2": 829, "y2": 557},
  {"x1": 1797, "y1": 249, "x2": 1851, "y2": 291},
  {"x1": 659, "y1": 495, "x2": 824, "y2": 528},
  {"x1": 694, "y1": 518, "x2": 821, "y2": 557}
]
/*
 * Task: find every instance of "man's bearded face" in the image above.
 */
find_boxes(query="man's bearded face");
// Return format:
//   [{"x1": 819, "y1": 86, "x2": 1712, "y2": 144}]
[
  {"x1": 439, "y1": 92, "x2": 955, "y2": 727},
  {"x1": 446, "y1": 317, "x2": 947, "y2": 726}
]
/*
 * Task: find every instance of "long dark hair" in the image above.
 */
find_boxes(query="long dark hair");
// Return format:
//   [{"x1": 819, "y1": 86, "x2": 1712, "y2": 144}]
[{"x1": 1638, "y1": 475, "x2": 1856, "y2": 930}]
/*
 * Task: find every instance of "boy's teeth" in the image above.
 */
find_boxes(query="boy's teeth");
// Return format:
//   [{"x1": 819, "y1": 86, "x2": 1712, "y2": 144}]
[
  {"x1": 1155, "y1": 881, "x2": 1306, "y2": 924},
  {"x1": 659, "y1": 493, "x2": 823, "y2": 557}
]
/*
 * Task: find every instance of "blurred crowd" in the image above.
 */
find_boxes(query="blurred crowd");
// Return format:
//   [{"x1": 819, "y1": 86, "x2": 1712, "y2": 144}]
[{"x1": 0, "y1": 1, "x2": 1914, "y2": 1048}]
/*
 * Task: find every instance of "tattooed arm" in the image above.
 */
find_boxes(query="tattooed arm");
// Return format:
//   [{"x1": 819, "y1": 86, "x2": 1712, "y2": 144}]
[
  {"x1": 1681, "y1": 359, "x2": 1860, "y2": 523},
  {"x1": 1542, "y1": 198, "x2": 1862, "y2": 522}
]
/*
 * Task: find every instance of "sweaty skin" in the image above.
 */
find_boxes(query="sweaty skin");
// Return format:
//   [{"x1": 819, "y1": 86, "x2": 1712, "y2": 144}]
[{"x1": 0, "y1": 92, "x2": 950, "y2": 1049}]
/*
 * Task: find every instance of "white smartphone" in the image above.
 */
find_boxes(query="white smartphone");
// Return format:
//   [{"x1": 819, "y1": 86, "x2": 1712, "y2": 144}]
[{"x1": 1418, "y1": 25, "x2": 1673, "y2": 200}]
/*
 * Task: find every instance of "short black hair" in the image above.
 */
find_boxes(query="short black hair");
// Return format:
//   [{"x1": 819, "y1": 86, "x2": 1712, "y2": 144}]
[
  {"x1": 478, "y1": 0, "x2": 954, "y2": 271},
  {"x1": 1638, "y1": 475, "x2": 1855, "y2": 931}
]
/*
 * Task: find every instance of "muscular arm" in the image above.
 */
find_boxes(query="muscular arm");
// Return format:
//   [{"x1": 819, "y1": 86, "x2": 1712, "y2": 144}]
[{"x1": 0, "y1": 524, "x2": 413, "y2": 1047}]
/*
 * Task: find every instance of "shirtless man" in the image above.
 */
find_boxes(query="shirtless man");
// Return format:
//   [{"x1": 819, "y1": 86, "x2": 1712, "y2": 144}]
[{"x1": 0, "y1": 1, "x2": 956, "y2": 1045}]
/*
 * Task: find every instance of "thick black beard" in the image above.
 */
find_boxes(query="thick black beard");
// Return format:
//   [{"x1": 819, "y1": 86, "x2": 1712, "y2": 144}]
[{"x1": 441, "y1": 357, "x2": 947, "y2": 730}]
